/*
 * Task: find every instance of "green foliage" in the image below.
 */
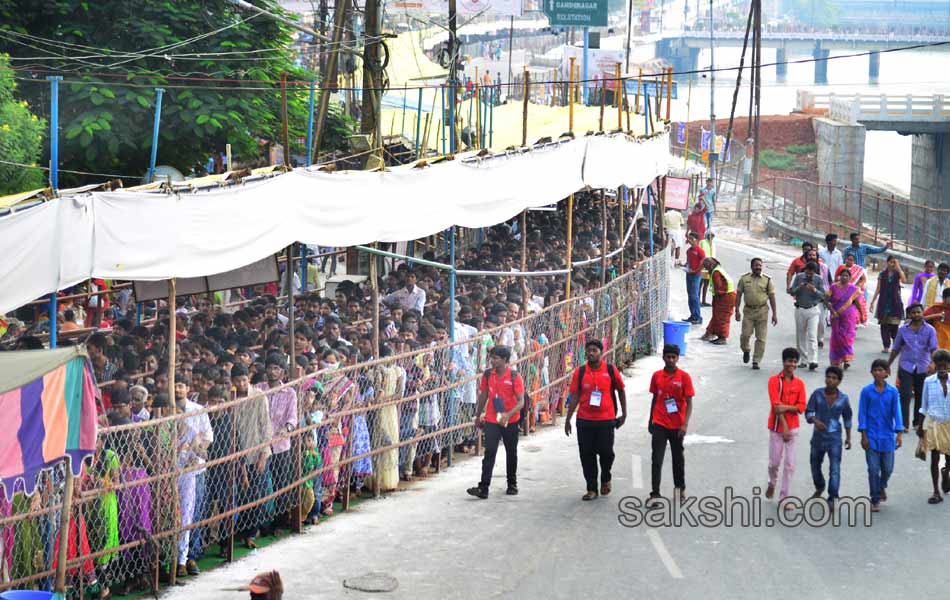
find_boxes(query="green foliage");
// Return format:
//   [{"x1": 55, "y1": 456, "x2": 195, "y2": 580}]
[
  {"x1": 0, "y1": 55, "x2": 46, "y2": 195},
  {"x1": 785, "y1": 143, "x2": 816, "y2": 155},
  {"x1": 760, "y1": 149, "x2": 805, "y2": 172},
  {"x1": 0, "y1": 0, "x2": 354, "y2": 187}
]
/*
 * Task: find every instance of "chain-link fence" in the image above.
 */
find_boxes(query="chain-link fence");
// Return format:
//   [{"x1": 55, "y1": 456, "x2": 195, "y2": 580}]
[{"x1": 0, "y1": 251, "x2": 668, "y2": 597}]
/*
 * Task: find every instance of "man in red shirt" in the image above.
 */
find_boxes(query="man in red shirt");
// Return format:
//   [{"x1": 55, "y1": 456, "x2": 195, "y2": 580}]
[
  {"x1": 468, "y1": 346, "x2": 525, "y2": 499},
  {"x1": 785, "y1": 241, "x2": 814, "y2": 291},
  {"x1": 686, "y1": 201, "x2": 707, "y2": 241},
  {"x1": 767, "y1": 347, "x2": 808, "y2": 502},
  {"x1": 683, "y1": 232, "x2": 706, "y2": 324},
  {"x1": 564, "y1": 340, "x2": 628, "y2": 501},
  {"x1": 647, "y1": 344, "x2": 694, "y2": 505}
]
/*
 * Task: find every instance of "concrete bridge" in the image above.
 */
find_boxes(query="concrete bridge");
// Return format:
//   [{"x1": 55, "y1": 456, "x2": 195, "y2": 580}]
[
  {"x1": 657, "y1": 30, "x2": 950, "y2": 84},
  {"x1": 800, "y1": 90, "x2": 950, "y2": 250}
]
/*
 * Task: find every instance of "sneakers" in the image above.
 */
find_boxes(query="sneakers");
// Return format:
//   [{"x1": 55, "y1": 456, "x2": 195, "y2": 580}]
[{"x1": 466, "y1": 485, "x2": 489, "y2": 499}]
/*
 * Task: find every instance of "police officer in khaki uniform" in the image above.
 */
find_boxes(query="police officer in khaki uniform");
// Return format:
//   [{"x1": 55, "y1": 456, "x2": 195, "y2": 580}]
[{"x1": 735, "y1": 257, "x2": 778, "y2": 370}]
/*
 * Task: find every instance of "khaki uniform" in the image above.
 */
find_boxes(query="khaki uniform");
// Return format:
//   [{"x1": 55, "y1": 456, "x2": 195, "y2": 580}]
[{"x1": 737, "y1": 272, "x2": 775, "y2": 363}]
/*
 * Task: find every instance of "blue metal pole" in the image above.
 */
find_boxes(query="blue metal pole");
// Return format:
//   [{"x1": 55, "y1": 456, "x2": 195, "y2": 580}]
[
  {"x1": 134, "y1": 302, "x2": 142, "y2": 326},
  {"x1": 449, "y1": 229, "x2": 456, "y2": 343},
  {"x1": 644, "y1": 92, "x2": 651, "y2": 135},
  {"x1": 47, "y1": 75, "x2": 62, "y2": 349},
  {"x1": 647, "y1": 185, "x2": 655, "y2": 256},
  {"x1": 305, "y1": 79, "x2": 316, "y2": 166},
  {"x1": 415, "y1": 87, "x2": 424, "y2": 155},
  {"x1": 582, "y1": 27, "x2": 590, "y2": 105},
  {"x1": 145, "y1": 87, "x2": 165, "y2": 183},
  {"x1": 47, "y1": 76, "x2": 62, "y2": 190}
]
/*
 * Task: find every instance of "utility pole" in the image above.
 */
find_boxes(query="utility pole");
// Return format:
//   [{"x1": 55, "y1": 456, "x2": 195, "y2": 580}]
[
  {"x1": 362, "y1": 0, "x2": 384, "y2": 164},
  {"x1": 625, "y1": 0, "x2": 633, "y2": 72},
  {"x1": 311, "y1": 0, "x2": 348, "y2": 163},
  {"x1": 752, "y1": 0, "x2": 762, "y2": 197},
  {"x1": 448, "y1": 0, "x2": 459, "y2": 153},
  {"x1": 708, "y1": 0, "x2": 715, "y2": 186}
]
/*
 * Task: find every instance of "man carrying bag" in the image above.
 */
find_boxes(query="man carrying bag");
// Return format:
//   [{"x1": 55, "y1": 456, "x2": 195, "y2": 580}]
[{"x1": 564, "y1": 340, "x2": 627, "y2": 501}]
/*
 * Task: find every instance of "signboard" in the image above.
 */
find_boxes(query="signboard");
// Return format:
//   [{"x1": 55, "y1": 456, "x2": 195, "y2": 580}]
[
  {"x1": 543, "y1": 0, "x2": 608, "y2": 27},
  {"x1": 700, "y1": 128, "x2": 711, "y2": 151},
  {"x1": 639, "y1": 177, "x2": 690, "y2": 210},
  {"x1": 624, "y1": 79, "x2": 677, "y2": 99},
  {"x1": 676, "y1": 122, "x2": 686, "y2": 144},
  {"x1": 390, "y1": 0, "x2": 523, "y2": 17},
  {"x1": 663, "y1": 176, "x2": 692, "y2": 210}
]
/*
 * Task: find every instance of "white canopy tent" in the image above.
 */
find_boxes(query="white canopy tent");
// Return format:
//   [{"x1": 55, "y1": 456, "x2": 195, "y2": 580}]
[{"x1": 0, "y1": 132, "x2": 670, "y2": 316}]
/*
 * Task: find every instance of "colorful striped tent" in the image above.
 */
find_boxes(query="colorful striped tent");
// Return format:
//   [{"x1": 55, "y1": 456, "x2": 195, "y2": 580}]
[{"x1": 0, "y1": 347, "x2": 100, "y2": 496}]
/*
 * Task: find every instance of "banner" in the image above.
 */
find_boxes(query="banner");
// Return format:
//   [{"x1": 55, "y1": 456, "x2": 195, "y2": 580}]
[
  {"x1": 663, "y1": 176, "x2": 692, "y2": 210},
  {"x1": 700, "y1": 128, "x2": 711, "y2": 151},
  {"x1": 677, "y1": 122, "x2": 686, "y2": 144},
  {"x1": 390, "y1": 0, "x2": 523, "y2": 16}
]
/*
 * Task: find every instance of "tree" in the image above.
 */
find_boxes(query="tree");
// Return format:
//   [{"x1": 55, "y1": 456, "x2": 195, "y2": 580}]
[
  {"x1": 0, "y1": 54, "x2": 45, "y2": 195},
  {"x1": 0, "y1": 0, "x2": 353, "y2": 187}
]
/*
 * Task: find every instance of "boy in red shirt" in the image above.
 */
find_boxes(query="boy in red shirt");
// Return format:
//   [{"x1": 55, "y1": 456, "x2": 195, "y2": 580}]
[
  {"x1": 564, "y1": 340, "x2": 628, "y2": 501},
  {"x1": 683, "y1": 232, "x2": 706, "y2": 324},
  {"x1": 647, "y1": 344, "x2": 694, "y2": 505},
  {"x1": 468, "y1": 346, "x2": 525, "y2": 499},
  {"x1": 767, "y1": 347, "x2": 808, "y2": 502}
]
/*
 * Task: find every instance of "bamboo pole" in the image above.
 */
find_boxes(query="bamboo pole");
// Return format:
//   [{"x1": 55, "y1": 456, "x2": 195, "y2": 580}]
[
  {"x1": 624, "y1": 85, "x2": 631, "y2": 132},
  {"x1": 522, "y1": 68, "x2": 530, "y2": 147},
  {"x1": 616, "y1": 63, "x2": 623, "y2": 130},
  {"x1": 599, "y1": 79, "x2": 606, "y2": 132},
  {"x1": 475, "y1": 83, "x2": 482, "y2": 150},
  {"x1": 666, "y1": 67, "x2": 673, "y2": 121},
  {"x1": 566, "y1": 194, "x2": 574, "y2": 299},
  {"x1": 53, "y1": 457, "x2": 75, "y2": 594},
  {"x1": 619, "y1": 187, "x2": 625, "y2": 275},
  {"x1": 520, "y1": 210, "x2": 528, "y2": 318},
  {"x1": 684, "y1": 77, "x2": 693, "y2": 169},
  {"x1": 569, "y1": 57, "x2": 576, "y2": 133},
  {"x1": 420, "y1": 113, "x2": 432, "y2": 155},
  {"x1": 167, "y1": 276, "x2": 179, "y2": 585},
  {"x1": 635, "y1": 68, "x2": 642, "y2": 113},
  {"x1": 600, "y1": 189, "x2": 608, "y2": 285}
]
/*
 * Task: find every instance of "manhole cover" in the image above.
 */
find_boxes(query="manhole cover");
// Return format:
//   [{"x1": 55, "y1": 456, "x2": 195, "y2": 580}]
[{"x1": 342, "y1": 572, "x2": 399, "y2": 593}]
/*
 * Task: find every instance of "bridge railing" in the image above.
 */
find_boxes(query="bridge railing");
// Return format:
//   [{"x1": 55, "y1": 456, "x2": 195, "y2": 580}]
[{"x1": 829, "y1": 93, "x2": 950, "y2": 124}]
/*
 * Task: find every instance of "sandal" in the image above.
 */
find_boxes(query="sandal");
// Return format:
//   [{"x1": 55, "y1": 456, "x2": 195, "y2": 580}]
[
  {"x1": 927, "y1": 493, "x2": 943, "y2": 505},
  {"x1": 581, "y1": 491, "x2": 598, "y2": 501}
]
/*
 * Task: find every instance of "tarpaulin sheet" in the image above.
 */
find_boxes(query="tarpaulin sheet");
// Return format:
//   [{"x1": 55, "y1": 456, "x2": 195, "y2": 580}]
[{"x1": 0, "y1": 132, "x2": 669, "y2": 315}]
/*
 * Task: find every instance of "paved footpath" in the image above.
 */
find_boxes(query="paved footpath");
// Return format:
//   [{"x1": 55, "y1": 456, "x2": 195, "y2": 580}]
[{"x1": 168, "y1": 234, "x2": 949, "y2": 600}]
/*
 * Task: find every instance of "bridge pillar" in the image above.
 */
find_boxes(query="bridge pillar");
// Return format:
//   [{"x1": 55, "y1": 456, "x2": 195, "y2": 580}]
[
  {"x1": 776, "y1": 48, "x2": 787, "y2": 83},
  {"x1": 814, "y1": 117, "x2": 866, "y2": 215},
  {"x1": 868, "y1": 51, "x2": 880, "y2": 85},
  {"x1": 813, "y1": 46, "x2": 830, "y2": 85},
  {"x1": 911, "y1": 133, "x2": 950, "y2": 250}
]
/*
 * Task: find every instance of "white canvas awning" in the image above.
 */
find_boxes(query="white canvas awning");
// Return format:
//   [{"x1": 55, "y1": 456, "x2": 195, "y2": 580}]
[{"x1": 0, "y1": 132, "x2": 670, "y2": 315}]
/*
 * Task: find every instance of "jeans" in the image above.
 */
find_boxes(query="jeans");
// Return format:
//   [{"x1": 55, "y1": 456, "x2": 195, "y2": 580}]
[
  {"x1": 897, "y1": 368, "x2": 927, "y2": 429},
  {"x1": 810, "y1": 440, "x2": 843, "y2": 500},
  {"x1": 188, "y1": 471, "x2": 207, "y2": 561},
  {"x1": 480, "y1": 421, "x2": 519, "y2": 488},
  {"x1": 651, "y1": 424, "x2": 685, "y2": 495},
  {"x1": 576, "y1": 422, "x2": 616, "y2": 492},
  {"x1": 768, "y1": 429, "x2": 798, "y2": 500},
  {"x1": 865, "y1": 448, "x2": 895, "y2": 505},
  {"x1": 686, "y1": 273, "x2": 702, "y2": 322},
  {"x1": 794, "y1": 306, "x2": 820, "y2": 365},
  {"x1": 704, "y1": 210, "x2": 713, "y2": 230}
]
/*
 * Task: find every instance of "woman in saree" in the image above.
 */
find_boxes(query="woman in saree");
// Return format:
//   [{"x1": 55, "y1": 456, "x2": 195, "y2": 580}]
[
  {"x1": 826, "y1": 267, "x2": 863, "y2": 369},
  {"x1": 843, "y1": 253, "x2": 869, "y2": 324}
]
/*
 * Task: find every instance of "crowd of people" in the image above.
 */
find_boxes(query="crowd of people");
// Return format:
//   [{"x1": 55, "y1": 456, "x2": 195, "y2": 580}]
[{"x1": 0, "y1": 191, "x2": 669, "y2": 597}]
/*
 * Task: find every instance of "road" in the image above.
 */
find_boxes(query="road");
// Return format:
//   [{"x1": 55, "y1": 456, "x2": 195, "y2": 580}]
[{"x1": 167, "y1": 233, "x2": 948, "y2": 599}]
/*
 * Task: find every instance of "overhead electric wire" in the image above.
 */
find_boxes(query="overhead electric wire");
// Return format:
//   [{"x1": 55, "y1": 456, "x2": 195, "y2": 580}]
[{"x1": 9, "y1": 39, "x2": 950, "y2": 94}]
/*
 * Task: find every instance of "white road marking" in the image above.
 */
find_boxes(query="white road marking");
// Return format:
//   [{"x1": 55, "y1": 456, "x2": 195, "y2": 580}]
[
  {"x1": 647, "y1": 529, "x2": 684, "y2": 579},
  {"x1": 631, "y1": 454, "x2": 643, "y2": 489}
]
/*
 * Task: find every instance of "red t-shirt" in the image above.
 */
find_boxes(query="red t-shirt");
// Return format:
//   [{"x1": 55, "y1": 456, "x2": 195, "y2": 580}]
[
  {"x1": 767, "y1": 373, "x2": 807, "y2": 431},
  {"x1": 686, "y1": 210, "x2": 706, "y2": 239},
  {"x1": 570, "y1": 362, "x2": 625, "y2": 421},
  {"x1": 480, "y1": 367, "x2": 525, "y2": 424},
  {"x1": 649, "y1": 368, "x2": 695, "y2": 430},
  {"x1": 686, "y1": 244, "x2": 706, "y2": 275}
]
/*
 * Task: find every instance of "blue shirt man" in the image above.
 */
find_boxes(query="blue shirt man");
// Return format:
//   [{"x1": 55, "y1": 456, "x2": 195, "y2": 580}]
[
  {"x1": 805, "y1": 367, "x2": 852, "y2": 501},
  {"x1": 858, "y1": 360, "x2": 904, "y2": 509},
  {"x1": 842, "y1": 234, "x2": 891, "y2": 268},
  {"x1": 701, "y1": 178, "x2": 715, "y2": 229}
]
